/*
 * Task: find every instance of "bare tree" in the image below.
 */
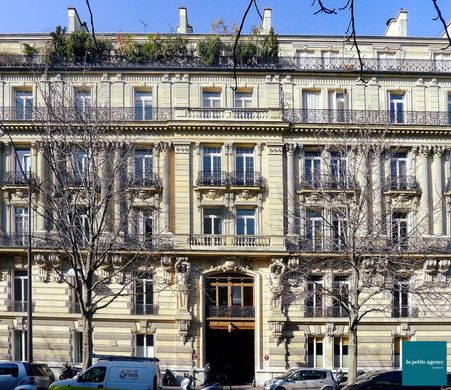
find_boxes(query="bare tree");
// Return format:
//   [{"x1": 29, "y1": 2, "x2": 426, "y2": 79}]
[{"x1": 270, "y1": 126, "x2": 451, "y2": 382}]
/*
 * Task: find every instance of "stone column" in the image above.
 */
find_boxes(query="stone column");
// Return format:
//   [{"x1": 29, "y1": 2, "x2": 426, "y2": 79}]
[
  {"x1": 160, "y1": 142, "x2": 171, "y2": 232},
  {"x1": 416, "y1": 146, "x2": 430, "y2": 235},
  {"x1": 432, "y1": 146, "x2": 444, "y2": 235},
  {"x1": 286, "y1": 143, "x2": 296, "y2": 235}
]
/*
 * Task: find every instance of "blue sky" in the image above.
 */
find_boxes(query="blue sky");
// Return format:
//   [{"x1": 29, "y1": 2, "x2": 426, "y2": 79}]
[{"x1": 0, "y1": 0, "x2": 450, "y2": 37}]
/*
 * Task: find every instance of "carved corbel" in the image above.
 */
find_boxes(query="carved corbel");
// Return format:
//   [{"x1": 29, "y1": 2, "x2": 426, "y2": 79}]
[
  {"x1": 34, "y1": 253, "x2": 48, "y2": 282},
  {"x1": 270, "y1": 321, "x2": 286, "y2": 346},
  {"x1": 160, "y1": 256, "x2": 173, "y2": 284},
  {"x1": 422, "y1": 259, "x2": 437, "y2": 283},
  {"x1": 437, "y1": 259, "x2": 451, "y2": 282},
  {"x1": 178, "y1": 320, "x2": 191, "y2": 344}
]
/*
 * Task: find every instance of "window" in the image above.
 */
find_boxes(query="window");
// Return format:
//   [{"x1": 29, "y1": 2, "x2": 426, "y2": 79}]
[
  {"x1": 393, "y1": 336, "x2": 410, "y2": 368},
  {"x1": 134, "y1": 91, "x2": 153, "y2": 120},
  {"x1": 378, "y1": 51, "x2": 397, "y2": 70},
  {"x1": 203, "y1": 208, "x2": 223, "y2": 235},
  {"x1": 305, "y1": 210, "x2": 322, "y2": 251},
  {"x1": 328, "y1": 91, "x2": 347, "y2": 122},
  {"x1": 14, "y1": 330, "x2": 27, "y2": 361},
  {"x1": 78, "y1": 366, "x2": 106, "y2": 383},
  {"x1": 136, "y1": 334, "x2": 155, "y2": 358},
  {"x1": 234, "y1": 91, "x2": 252, "y2": 108},
  {"x1": 134, "y1": 149, "x2": 153, "y2": 185},
  {"x1": 201, "y1": 146, "x2": 223, "y2": 185},
  {"x1": 75, "y1": 208, "x2": 89, "y2": 246},
  {"x1": 332, "y1": 276, "x2": 349, "y2": 317},
  {"x1": 321, "y1": 51, "x2": 339, "y2": 68},
  {"x1": 206, "y1": 275, "x2": 254, "y2": 318},
  {"x1": 134, "y1": 274, "x2": 155, "y2": 315},
  {"x1": 235, "y1": 147, "x2": 255, "y2": 185},
  {"x1": 392, "y1": 278, "x2": 410, "y2": 318},
  {"x1": 302, "y1": 91, "x2": 320, "y2": 122},
  {"x1": 389, "y1": 93, "x2": 405, "y2": 124},
  {"x1": 74, "y1": 149, "x2": 88, "y2": 185},
  {"x1": 14, "y1": 149, "x2": 31, "y2": 182},
  {"x1": 14, "y1": 208, "x2": 29, "y2": 245},
  {"x1": 73, "y1": 331, "x2": 83, "y2": 364},
  {"x1": 306, "y1": 276, "x2": 324, "y2": 317},
  {"x1": 330, "y1": 151, "x2": 347, "y2": 187},
  {"x1": 392, "y1": 211, "x2": 408, "y2": 248},
  {"x1": 333, "y1": 337, "x2": 349, "y2": 369},
  {"x1": 304, "y1": 151, "x2": 321, "y2": 187},
  {"x1": 137, "y1": 209, "x2": 153, "y2": 245},
  {"x1": 448, "y1": 94, "x2": 451, "y2": 125},
  {"x1": 74, "y1": 90, "x2": 91, "y2": 119},
  {"x1": 307, "y1": 336, "x2": 324, "y2": 367},
  {"x1": 332, "y1": 213, "x2": 347, "y2": 250},
  {"x1": 13, "y1": 270, "x2": 28, "y2": 312},
  {"x1": 202, "y1": 91, "x2": 221, "y2": 108},
  {"x1": 15, "y1": 91, "x2": 33, "y2": 120},
  {"x1": 236, "y1": 209, "x2": 255, "y2": 236},
  {"x1": 389, "y1": 152, "x2": 408, "y2": 189}
]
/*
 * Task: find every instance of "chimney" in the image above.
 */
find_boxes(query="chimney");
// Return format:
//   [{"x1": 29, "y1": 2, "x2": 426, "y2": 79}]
[
  {"x1": 262, "y1": 8, "x2": 272, "y2": 34},
  {"x1": 176, "y1": 7, "x2": 193, "y2": 34},
  {"x1": 68, "y1": 7, "x2": 88, "y2": 33},
  {"x1": 384, "y1": 9, "x2": 408, "y2": 37},
  {"x1": 441, "y1": 21, "x2": 451, "y2": 39}
]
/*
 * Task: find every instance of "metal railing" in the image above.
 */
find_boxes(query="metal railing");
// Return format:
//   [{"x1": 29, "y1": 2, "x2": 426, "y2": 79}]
[
  {"x1": 283, "y1": 108, "x2": 451, "y2": 126},
  {"x1": 208, "y1": 305, "x2": 254, "y2": 318},
  {"x1": 7, "y1": 300, "x2": 35, "y2": 312},
  {"x1": 2, "y1": 54, "x2": 451, "y2": 74},
  {"x1": 3, "y1": 171, "x2": 39, "y2": 187},
  {"x1": 132, "y1": 303, "x2": 159, "y2": 315},
  {"x1": 129, "y1": 172, "x2": 162, "y2": 189},
  {"x1": 229, "y1": 171, "x2": 264, "y2": 187},
  {"x1": 196, "y1": 171, "x2": 229, "y2": 186},
  {"x1": 384, "y1": 175, "x2": 420, "y2": 191},
  {"x1": 304, "y1": 305, "x2": 327, "y2": 317},
  {"x1": 299, "y1": 174, "x2": 357, "y2": 191},
  {"x1": 392, "y1": 306, "x2": 419, "y2": 318}
]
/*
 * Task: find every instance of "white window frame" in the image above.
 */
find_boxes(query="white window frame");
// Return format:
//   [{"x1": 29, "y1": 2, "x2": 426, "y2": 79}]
[
  {"x1": 14, "y1": 207, "x2": 29, "y2": 237},
  {"x1": 306, "y1": 210, "x2": 323, "y2": 250},
  {"x1": 13, "y1": 270, "x2": 28, "y2": 306},
  {"x1": 333, "y1": 336, "x2": 349, "y2": 369},
  {"x1": 234, "y1": 91, "x2": 253, "y2": 108},
  {"x1": 203, "y1": 208, "x2": 223, "y2": 235},
  {"x1": 137, "y1": 209, "x2": 153, "y2": 238},
  {"x1": 202, "y1": 90, "x2": 221, "y2": 108},
  {"x1": 14, "y1": 149, "x2": 31, "y2": 176},
  {"x1": 236, "y1": 208, "x2": 256, "y2": 236},
  {"x1": 307, "y1": 336, "x2": 325, "y2": 368},
  {"x1": 74, "y1": 90, "x2": 91, "y2": 119},
  {"x1": 13, "y1": 330, "x2": 27, "y2": 361},
  {"x1": 74, "y1": 150, "x2": 88, "y2": 181},
  {"x1": 306, "y1": 275, "x2": 324, "y2": 316},
  {"x1": 389, "y1": 93, "x2": 405, "y2": 124},
  {"x1": 14, "y1": 90, "x2": 33, "y2": 120},
  {"x1": 134, "y1": 91, "x2": 153, "y2": 120},
  {"x1": 391, "y1": 211, "x2": 408, "y2": 244},
  {"x1": 134, "y1": 149, "x2": 153, "y2": 178},
  {"x1": 73, "y1": 330, "x2": 83, "y2": 364},
  {"x1": 202, "y1": 146, "x2": 222, "y2": 173},
  {"x1": 333, "y1": 276, "x2": 350, "y2": 316},
  {"x1": 135, "y1": 333, "x2": 155, "y2": 358}
]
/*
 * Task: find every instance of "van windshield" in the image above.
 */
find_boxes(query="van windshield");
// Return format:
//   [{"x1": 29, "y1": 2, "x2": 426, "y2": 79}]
[{"x1": 78, "y1": 366, "x2": 106, "y2": 383}]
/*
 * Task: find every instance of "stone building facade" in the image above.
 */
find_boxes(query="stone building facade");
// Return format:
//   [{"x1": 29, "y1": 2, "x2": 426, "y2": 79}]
[{"x1": 0, "y1": 6, "x2": 451, "y2": 385}]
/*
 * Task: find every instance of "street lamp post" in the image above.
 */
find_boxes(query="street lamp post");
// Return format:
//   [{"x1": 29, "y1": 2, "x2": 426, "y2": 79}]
[{"x1": 0, "y1": 122, "x2": 33, "y2": 363}]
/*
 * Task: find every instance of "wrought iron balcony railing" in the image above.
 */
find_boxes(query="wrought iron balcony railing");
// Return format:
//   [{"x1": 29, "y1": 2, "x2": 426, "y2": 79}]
[
  {"x1": 2, "y1": 54, "x2": 451, "y2": 74},
  {"x1": 304, "y1": 305, "x2": 326, "y2": 318},
  {"x1": 208, "y1": 305, "x2": 254, "y2": 318},
  {"x1": 384, "y1": 175, "x2": 420, "y2": 191},
  {"x1": 283, "y1": 109, "x2": 451, "y2": 126},
  {"x1": 132, "y1": 303, "x2": 159, "y2": 315},
  {"x1": 3, "y1": 171, "x2": 39, "y2": 187},
  {"x1": 299, "y1": 174, "x2": 357, "y2": 191},
  {"x1": 328, "y1": 306, "x2": 349, "y2": 318},
  {"x1": 392, "y1": 306, "x2": 419, "y2": 318},
  {"x1": 129, "y1": 173, "x2": 162, "y2": 189},
  {"x1": 229, "y1": 171, "x2": 263, "y2": 187},
  {"x1": 7, "y1": 300, "x2": 35, "y2": 312},
  {"x1": 196, "y1": 171, "x2": 229, "y2": 186}
]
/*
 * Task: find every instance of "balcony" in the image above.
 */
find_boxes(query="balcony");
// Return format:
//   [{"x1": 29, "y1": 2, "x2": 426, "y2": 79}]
[
  {"x1": 129, "y1": 173, "x2": 162, "y2": 190},
  {"x1": 383, "y1": 175, "x2": 420, "y2": 192},
  {"x1": 7, "y1": 300, "x2": 35, "y2": 312},
  {"x1": 3, "y1": 171, "x2": 39, "y2": 188},
  {"x1": 229, "y1": 171, "x2": 264, "y2": 187},
  {"x1": 208, "y1": 305, "x2": 254, "y2": 318},
  {"x1": 131, "y1": 303, "x2": 159, "y2": 315},
  {"x1": 196, "y1": 171, "x2": 229, "y2": 187},
  {"x1": 298, "y1": 174, "x2": 357, "y2": 192},
  {"x1": 186, "y1": 107, "x2": 275, "y2": 120},
  {"x1": 304, "y1": 306, "x2": 326, "y2": 317},
  {"x1": 283, "y1": 109, "x2": 451, "y2": 126},
  {"x1": 189, "y1": 234, "x2": 272, "y2": 249},
  {"x1": 123, "y1": 234, "x2": 174, "y2": 251},
  {"x1": 392, "y1": 306, "x2": 419, "y2": 318}
]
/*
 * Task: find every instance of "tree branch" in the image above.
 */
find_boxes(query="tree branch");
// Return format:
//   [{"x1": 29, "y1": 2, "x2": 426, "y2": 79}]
[{"x1": 431, "y1": 0, "x2": 451, "y2": 48}]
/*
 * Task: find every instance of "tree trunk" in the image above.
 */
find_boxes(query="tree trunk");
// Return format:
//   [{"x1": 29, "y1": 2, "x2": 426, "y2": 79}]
[
  {"x1": 82, "y1": 312, "x2": 94, "y2": 370},
  {"x1": 348, "y1": 326, "x2": 358, "y2": 383}
]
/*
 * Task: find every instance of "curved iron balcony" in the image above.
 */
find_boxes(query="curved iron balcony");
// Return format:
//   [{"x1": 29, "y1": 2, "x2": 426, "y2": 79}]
[
  {"x1": 383, "y1": 175, "x2": 419, "y2": 191},
  {"x1": 229, "y1": 171, "x2": 263, "y2": 187},
  {"x1": 283, "y1": 109, "x2": 451, "y2": 126},
  {"x1": 196, "y1": 171, "x2": 229, "y2": 186},
  {"x1": 7, "y1": 300, "x2": 35, "y2": 313},
  {"x1": 131, "y1": 303, "x2": 159, "y2": 315},
  {"x1": 208, "y1": 305, "x2": 254, "y2": 318},
  {"x1": 130, "y1": 172, "x2": 162, "y2": 189},
  {"x1": 299, "y1": 174, "x2": 357, "y2": 191},
  {"x1": 3, "y1": 171, "x2": 39, "y2": 187}
]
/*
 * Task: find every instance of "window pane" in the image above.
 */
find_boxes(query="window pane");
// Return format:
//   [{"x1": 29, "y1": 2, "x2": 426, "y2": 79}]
[
  {"x1": 243, "y1": 286, "x2": 253, "y2": 306},
  {"x1": 232, "y1": 286, "x2": 241, "y2": 306},
  {"x1": 218, "y1": 286, "x2": 228, "y2": 305}
]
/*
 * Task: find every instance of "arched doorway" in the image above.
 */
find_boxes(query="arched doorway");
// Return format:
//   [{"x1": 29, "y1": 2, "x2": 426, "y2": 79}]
[{"x1": 205, "y1": 273, "x2": 255, "y2": 385}]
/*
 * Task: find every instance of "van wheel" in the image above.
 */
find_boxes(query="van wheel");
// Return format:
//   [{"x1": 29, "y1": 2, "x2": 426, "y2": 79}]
[{"x1": 275, "y1": 387, "x2": 286, "y2": 390}]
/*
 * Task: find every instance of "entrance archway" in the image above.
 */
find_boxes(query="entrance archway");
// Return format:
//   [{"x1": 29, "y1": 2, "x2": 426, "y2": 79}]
[{"x1": 204, "y1": 273, "x2": 255, "y2": 385}]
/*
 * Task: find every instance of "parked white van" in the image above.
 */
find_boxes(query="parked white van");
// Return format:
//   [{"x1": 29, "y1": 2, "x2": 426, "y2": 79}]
[{"x1": 50, "y1": 356, "x2": 160, "y2": 390}]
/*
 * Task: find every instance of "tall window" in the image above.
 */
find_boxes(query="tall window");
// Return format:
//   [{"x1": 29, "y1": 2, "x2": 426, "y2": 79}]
[
  {"x1": 389, "y1": 93, "x2": 405, "y2": 124},
  {"x1": 393, "y1": 279, "x2": 410, "y2": 318},
  {"x1": 136, "y1": 334, "x2": 155, "y2": 358},
  {"x1": 234, "y1": 91, "x2": 252, "y2": 108},
  {"x1": 134, "y1": 274, "x2": 154, "y2": 315},
  {"x1": 203, "y1": 208, "x2": 223, "y2": 235},
  {"x1": 202, "y1": 146, "x2": 222, "y2": 185},
  {"x1": 14, "y1": 208, "x2": 29, "y2": 245},
  {"x1": 235, "y1": 147, "x2": 255, "y2": 185},
  {"x1": 390, "y1": 152, "x2": 408, "y2": 189},
  {"x1": 304, "y1": 151, "x2": 322, "y2": 187},
  {"x1": 13, "y1": 270, "x2": 28, "y2": 312},
  {"x1": 392, "y1": 211, "x2": 408, "y2": 248},
  {"x1": 333, "y1": 337, "x2": 349, "y2": 369},
  {"x1": 332, "y1": 213, "x2": 347, "y2": 250},
  {"x1": 393, "y1": 336, "x2": 410, "y2": 368},
  {"x1": 306, "y1": 276, "x2": 324, "y2": 317},
  {"x1": 74, "y1": 90, "x2": 91, "y2": 119},
  {"x1": 14, "y1": 330, "x2": 27, "y2": 361},
  {"x1": 73, "y1": 331, "x2": 83, "y2": 364},
  {"x1": 134, "y1": 91, "x2": 153, "y2": 121},
  {"x1": 330, "y1": 151, "x2": 347, "y2": 187},
  {"x1": 15, "y1": 91, "x2": 33, "y2": 120},
  {"x1": 307, "y1": 336, "x2": 324, "y2": 367},
  {"x1": 328, "y1": 91, "x2": 347, "y2": 122},
  {"x1": 74, "y1": 149, "x2": 88, "y2": 185},
  {"x1": 202, "y1": 91, "x2": 221, "y2": 108},
  {"x1": 332, "y1": 276, "x2": 349, "y2": 317},
  {"x1": 14, "y1": 149, "x2": 31, "y2": 183},
  {"x1": 137, "y1": 209, "x2": 153, "y2": 244},
  {"x1": 236, "y1": 209, "x2": 255, "y2": 236},
  {"x1": 305, "y1": 210, "x2": 322, "y2": 250},
  {"x1": 302, "y1": 91, "x2": 320, "y2": 122},
  {"x1": 75, "y1": 208, "x2": 89, "y2": 246},
  {"x1": 134, "y1": 149, "x2": 153, "y2": 185}
]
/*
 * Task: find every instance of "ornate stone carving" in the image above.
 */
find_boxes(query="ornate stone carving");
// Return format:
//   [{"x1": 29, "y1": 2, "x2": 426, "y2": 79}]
[
  {"x1": 210, "y1": 259, "x2": 249, "y2": 273},
  {"x1": 178, "y1": 320, "x2": 192, "y2": 344},
  {"x1": 175, "y1": 257, "x2": 191, "y2": 311},
  {"x1": 270, "y1": 321, "x2": 286, "y2": 345},
  {"x1": 437, "y1": 259, "x2": 451, "y2": 282},
  {"x1": 160, "y1": 256, "x2": 173, "y2": 283},
  {"x1": 269, "y1": 258, "x2": 286, "y2": 310},
  {"x1": 203, "y1": 189, "x2": 224, "y2": 200},
  {"x1": 237, "y1": 189, "x2": 254, "y2": 200},
  {"x1": 423, "y1": 259, "x2": 437, "y2": 283}
]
